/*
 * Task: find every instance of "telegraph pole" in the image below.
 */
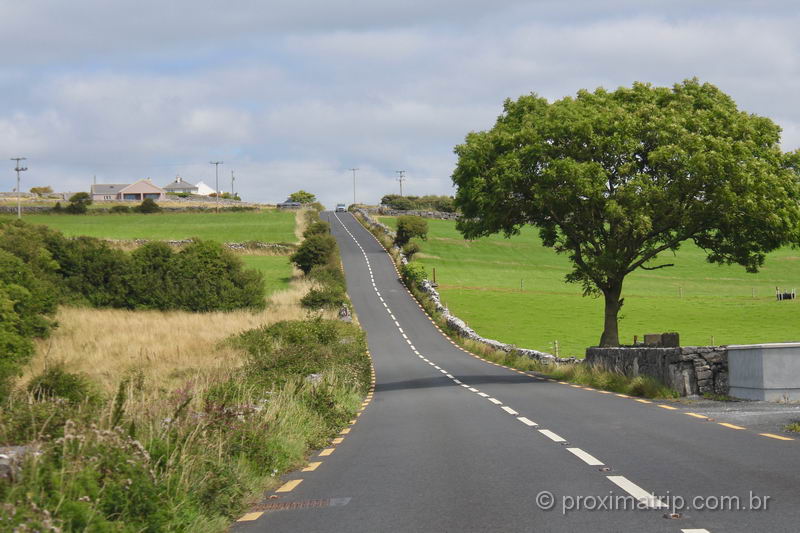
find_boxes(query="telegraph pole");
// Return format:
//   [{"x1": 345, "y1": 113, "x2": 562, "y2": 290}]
[
  {"x1": 11, "y1": 158, "x2": 27, "y2": 219},
  {"x1": 231, "y1": 170, "x2": 235, "y2": 197},
  {"x1": 395, "y1": 170, "x2": 406, "y2": 196},
  {"x1": 209, "y1": 161, "x2": 223, "y2": 212},
  {"x1": 349, "y1": 168, "x2": 359, "y2": 206}
]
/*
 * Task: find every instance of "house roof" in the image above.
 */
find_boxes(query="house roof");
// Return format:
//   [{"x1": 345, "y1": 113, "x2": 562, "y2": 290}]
[
  {"x1": 163, "y1": 179, "x2": 198, "y2": 191},
  {"x1": 119, "y1": 179, "x2": 166, "y2": 194},
  {"x1": 91, "y1": 184, "x2": 129, "y2": 195}
]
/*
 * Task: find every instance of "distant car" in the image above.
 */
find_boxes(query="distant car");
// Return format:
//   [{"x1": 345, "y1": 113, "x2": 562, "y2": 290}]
[{"x1": 335, "y1": 203, "x2": 347, "y2": 212}]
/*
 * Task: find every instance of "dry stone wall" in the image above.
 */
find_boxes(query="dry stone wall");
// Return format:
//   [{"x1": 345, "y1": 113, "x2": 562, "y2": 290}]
[
  {"x1": 585, "y1": 346, "x2": 728, "y2": 397},
  {"x1": 355, "y1": 208, "x2": 575, "y2": 364}
]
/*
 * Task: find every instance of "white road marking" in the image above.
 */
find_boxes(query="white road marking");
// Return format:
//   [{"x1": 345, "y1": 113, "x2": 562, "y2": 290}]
[
  {"x1": 468, "y1": 387, "x2": 479, "y2": 392},
  {"x1": 517, "y1": 417, "x2": 537, "y2": 426},
  {"x1": 439, "y1": 369, "x2": 448, "y2": 374},
  {"x1": 398, "y1": 327, "x2": 404, "y2": 334},
  {"x1": 460, "y1": 384, "x2": 470, "y2": 388},
  {"x1": 538, "y1": 429, "x2": 565, "y2": 442},
  {"x1": 453, "y1": 379, "x2": 461, "y2": 384},
  {"x1": 501, "y1": 406, "x2": 518, "y2": 415},
  {"x1": 566, "y1": 448, "x2": 604, "y2": 466},
  {"x1": 681, "y1": 530, "x2": 711, "y2": 533},
  {"x1": 488, "y1": 398, "x2": 502, "y2": 405},
  {"x1": 477, "y1": 392, "x2": 489, "y2": 398},
  {"x1": 607, "y1": 476, "x2": 667, "y2": 509},
  {"x1": 446, "y1": 374, "x2": 454, "y2": 379}
]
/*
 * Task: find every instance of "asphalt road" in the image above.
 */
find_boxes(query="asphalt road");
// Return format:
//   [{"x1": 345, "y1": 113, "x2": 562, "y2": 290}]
[{"x1": 235, "y1": 212, "x2": 800, "y2": 533}]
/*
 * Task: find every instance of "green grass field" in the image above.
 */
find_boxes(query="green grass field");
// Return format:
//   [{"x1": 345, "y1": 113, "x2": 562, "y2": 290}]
[
  {"x1": 240, "y1": 255, "x2": 294, "y2": 295},
  {"x1": 17, "y1": 210, "x2": 298, "y2": 243},
  {"x1": 381, "y1": 216, "x2": 800, "y2": 357}
]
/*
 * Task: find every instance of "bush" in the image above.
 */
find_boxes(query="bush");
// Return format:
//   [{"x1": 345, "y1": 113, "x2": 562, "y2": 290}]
[
  {"x1": 301, "y1": 285, "x2": 347, "y2": 310},
  {"x1": 128, "y1": 242, "x2": 175, "y2": 310},
  {"x1": 110, "y1": 205, "x2": 131, "y2": 214},
  {"x1": 291, "y1": 234, "x2": 337, "y2": 274},
  {"x1": 134, "y1": 198, "x2": 161, "y2": 213},
  {"x1": 402, "y1": 242, "x2": 421, "y2": 260},
  {"x1": 303, "y1": 221, "x2": 330, "y2": 238},
  {"x1": 307, "y1": 263, "x2": 346, "y2": 289},
  {"x1": 169, "y1": 240, "x2": 266, "y2": 311},
  {"x1": 52, "y1": 201, "x2": 63, "y2": 213},
  {"x1": 400, "y1": 262, "x2": 427, "y2": 289},
  {"x1": 395, "y1": 215, "x2": 428, "y2": 247},
  {"x1": 27, "y1": 365, "x2": 100, "y2": 405},
  {"x1": 65, "y1": 192, "x2": 92, "y2": 214},
  {"x1": 288, "y1": 190, "x2": 317, "y2": 204}
]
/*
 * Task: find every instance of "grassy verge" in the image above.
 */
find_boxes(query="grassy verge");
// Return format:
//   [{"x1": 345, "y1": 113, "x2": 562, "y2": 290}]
[
  {"x1": 355, "y1": 211, "x2": 677, "y2": 399},
  {"x1": 784, "y1": 422, "x2": 800, "y2": 433},
  {"x1": 1, "y1": 207, "x2": 370, "y2": 530}
]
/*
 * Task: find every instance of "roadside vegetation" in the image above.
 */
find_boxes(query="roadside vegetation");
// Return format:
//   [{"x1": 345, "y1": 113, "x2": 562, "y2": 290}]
[
  {"x1": 380, "y1": 194, "x2": 455, "y2": 212},
  {"x1": 0, "y1": 204, "x2": 370, "y2": 530}
]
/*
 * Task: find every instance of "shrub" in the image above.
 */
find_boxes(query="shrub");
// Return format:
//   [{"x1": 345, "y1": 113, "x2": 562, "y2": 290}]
[
  {"x1": 134, "y1": 198, "x2": 161, "y2": 213},
  {"x1": 400, "y1": 262, "x2": 427, "y2": 289},
  {"x1": 129, "y1": 242, "x2": 176, "y2": 310},
  {"x1": 303, "y1": 221, "x2": 330, "y2": 238},
  {"x1": 290, "y1": 234, "x2": 337, "y2": 274},
  {"x1": 65, "y1": 192, "x2": 92, "y2": 214},
  {"x1": 52, "y1": 201, "x2": 63, "y2": 213},
  {"x1": 402, "y1": 242, "x2": 421, "y2": 260},
  {"x1": 169, "y1": 240, "x2": 266, "y2": 311},
  {"x1": 51, "y1": 236, "x2": 133, "y2": 308},
  {"x1": 27, "y1": 365, "x2": 100, "y2": 405},
  {"x1": 395, "y1": 215, "x2": 428, "y2": 247},
  {"x1": 29, "y1": 186, "x2": 53, "y2": 196},
  {"x1": 301, "y1": 285, "x2": 347, "y2": 310},
  {"x1": 109, "y1": 205, "x2": 131, "y2": 214},
  {"x1": 288, "y1": 190, "x2": 317, "y2": 204},
  {"x1": 307, "y1": 263, "x2": 346, "y2": 289}
]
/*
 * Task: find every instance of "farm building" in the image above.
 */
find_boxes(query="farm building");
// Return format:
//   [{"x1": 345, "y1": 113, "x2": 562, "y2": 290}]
[
  {"x1": 194, "y1": 180, "x2": 216, "y2": 196},
  {"x1": 91, "y1": 179, "x2": 166, "y2": 202},
  {"x1": 163, "y1": 176, "x2": 199, "y2": 194}
]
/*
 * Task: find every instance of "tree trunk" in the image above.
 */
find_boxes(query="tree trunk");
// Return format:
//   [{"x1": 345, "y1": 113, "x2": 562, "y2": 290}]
[{"x1": 599, "y1": 284, "x2": 623, "y2": 347}]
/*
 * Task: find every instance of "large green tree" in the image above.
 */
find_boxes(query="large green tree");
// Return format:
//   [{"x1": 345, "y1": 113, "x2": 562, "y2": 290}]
[
  {"x1": 452, "y1": 79, "x2": 800, "y2": 347},
  {"x1": 288, "y1": 190, "x2": 317, "y2": 204}
]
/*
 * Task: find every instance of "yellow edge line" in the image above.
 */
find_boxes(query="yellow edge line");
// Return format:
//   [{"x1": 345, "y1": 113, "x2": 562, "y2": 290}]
[
  {"x1": 718, "y1": 422, "x2": 746, "y2": 430},
  {"x1": 685, "y1": 412, "x2": 708, "y2": 419},
  {"x1": 276, "y1": 479, "x2": 303, "y2": 492},
  {"x1": 658, "y1": 404, "x2": 677, "y2": 410},
  {"x1": 319, "y1": 448, "x2": 335, "y2": 456},
  {"x1": 760, "y1": 433, "x2": 794, "y2": 441},
  {"x1": 302, "y1": 461, "x2": 322, "y2": 472},
  {"x1": 237, "y1": 512, "x2": 263, "y2": 522}
]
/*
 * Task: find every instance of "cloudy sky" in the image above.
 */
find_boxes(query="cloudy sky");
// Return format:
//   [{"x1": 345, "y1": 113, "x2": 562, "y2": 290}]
[{"x1": 1, "y1": 1, "x2": 798, "y2": 207}]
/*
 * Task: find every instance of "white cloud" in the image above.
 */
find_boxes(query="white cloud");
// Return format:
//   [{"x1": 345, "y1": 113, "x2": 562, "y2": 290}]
[{"x1": 0, "y1": 3, "x2": 798, "y2": 207}]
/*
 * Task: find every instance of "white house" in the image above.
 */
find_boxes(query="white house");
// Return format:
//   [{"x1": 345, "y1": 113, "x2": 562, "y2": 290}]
[{"x1": 194, "y1": 180, "x2": 216, "y2": 196}]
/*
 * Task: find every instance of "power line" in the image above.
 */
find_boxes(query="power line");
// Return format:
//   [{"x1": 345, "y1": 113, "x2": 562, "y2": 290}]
[
  {"x1": 209, "y1": 161, "x2": 223, "y2": 212},
  {"x1": 11, "y1": 157, "x2": 28, "y2": 219},
  {"x1": 395, "y1": 170, "x2": 406, "y2": 196},
  {"x1": 349, "y1": 168, "x2": 359, "y2": 206}
]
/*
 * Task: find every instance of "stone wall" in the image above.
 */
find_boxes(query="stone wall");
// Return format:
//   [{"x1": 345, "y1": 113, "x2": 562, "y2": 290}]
[
  {"x1": 585, "y1": 346, "x2": 728, "y2": 396},
  {"x1": 361, "y1": 206, "x2": 459, "y2": 220},
  {"x1": 354, "y1": 208, "x2": 575, "y2": 364}
]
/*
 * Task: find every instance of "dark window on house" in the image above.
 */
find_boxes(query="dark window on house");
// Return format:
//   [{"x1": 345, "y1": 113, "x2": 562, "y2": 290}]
[
  {"x1": 123, "y1": 193, "x2": 140, "y2": 200},
  {"x1": 143, "y1": 193, "x2": 161, "y2": 200}
]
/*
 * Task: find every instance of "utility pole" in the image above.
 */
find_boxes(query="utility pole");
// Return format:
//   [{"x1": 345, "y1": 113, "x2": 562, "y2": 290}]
[
  {"x1": 11, "y1": 158, "x2": 27, "y2": 219},
  {"x1": 349, "y1": 168, "x2": 359, "y2": 206},
  {"x1": 231, "y1": 170, "x2": 235, "y2": 197},
  {"x1": 395, "y1": 170, "x2": 406, "y2": 196},
  {"x1": 209, "y1": 161, "x2": 223, "y2": 212}
]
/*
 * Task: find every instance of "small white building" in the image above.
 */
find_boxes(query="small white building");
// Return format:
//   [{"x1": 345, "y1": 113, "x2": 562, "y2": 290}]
[{"x1": 194, "y1": 180, "x2": 216, "y2": 196}]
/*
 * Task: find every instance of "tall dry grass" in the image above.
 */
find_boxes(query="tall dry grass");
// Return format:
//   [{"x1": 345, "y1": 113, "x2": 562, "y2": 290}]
[{"x1": 26, "y1": 276, "x2": 336, "y2": 394}]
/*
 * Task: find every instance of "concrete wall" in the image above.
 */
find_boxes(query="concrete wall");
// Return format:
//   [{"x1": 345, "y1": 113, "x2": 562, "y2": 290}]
[
  {"x1": 585, "y1": 346, "x2": 728, "y2": 396},
  {"x1": 728, "y1": 343, "x2": 800, "y2": 401}
]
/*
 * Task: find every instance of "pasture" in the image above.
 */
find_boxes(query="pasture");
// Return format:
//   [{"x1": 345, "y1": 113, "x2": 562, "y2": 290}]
[
  {"x1": 19, "y1": 209, "x2": 297, "y2": 243},
  {"x1": 381, "y1": 216, "x2": 800, "y2": 357}
]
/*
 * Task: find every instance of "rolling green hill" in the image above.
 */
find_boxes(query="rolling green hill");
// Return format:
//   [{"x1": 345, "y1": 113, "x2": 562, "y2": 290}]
[{"x1": 381, "y1": 216, "x2": 800, "y2": 357}]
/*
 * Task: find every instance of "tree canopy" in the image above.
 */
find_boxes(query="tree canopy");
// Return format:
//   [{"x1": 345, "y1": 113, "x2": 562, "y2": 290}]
[
  {"x1": 288, "y1": 190, "x2": 317, "y2": 204},
  {"x1": 452, "y1": 79, "x2": 800, "y2": 347}
]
